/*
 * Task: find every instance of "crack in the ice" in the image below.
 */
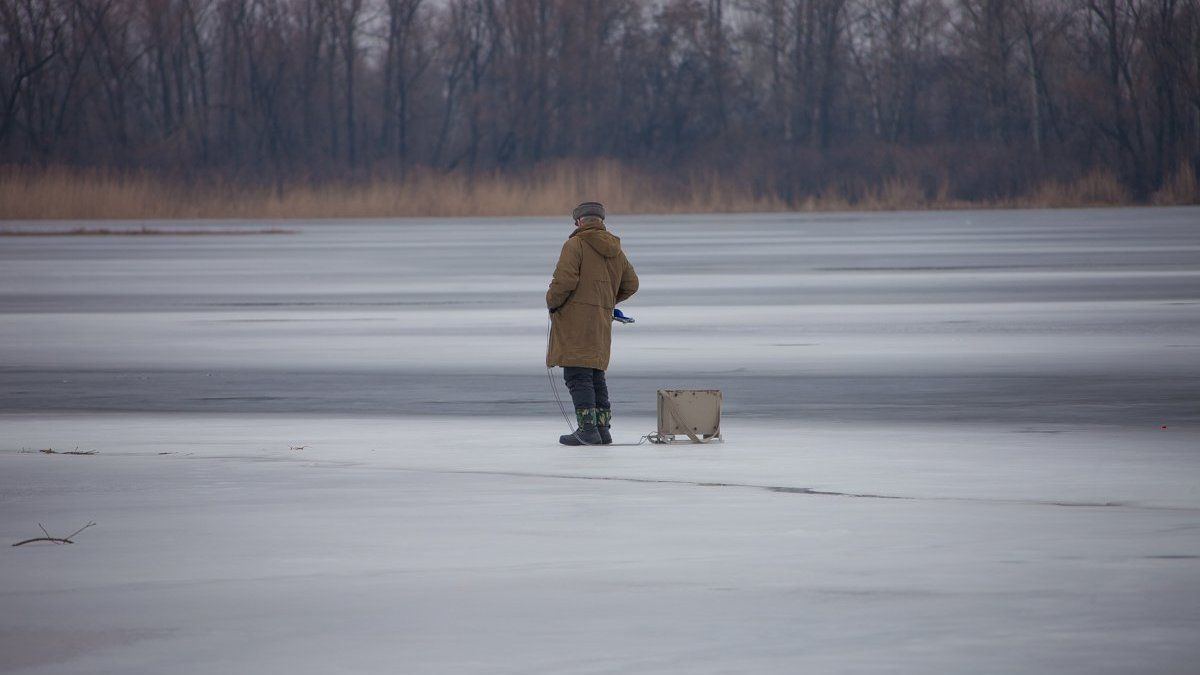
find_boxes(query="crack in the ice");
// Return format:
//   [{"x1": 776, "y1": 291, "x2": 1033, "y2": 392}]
[
  {"x1": 764, "y1": 485, "x2": 912, "y2": 499},
  {"x1": 142, "y1": 453, "x2": 1191, "y2": 511},
  {"x1": 421, "y1": 468, "x2": 912, "y2": 500},
  {"x1": 428, "y1": 468, "x2": 1141, "y2": 508}
]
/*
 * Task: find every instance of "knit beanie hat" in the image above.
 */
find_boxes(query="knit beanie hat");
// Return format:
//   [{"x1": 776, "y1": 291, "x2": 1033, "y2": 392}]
[{"x1": 572, "y1": 202, "x2": 605, "y2": 221}]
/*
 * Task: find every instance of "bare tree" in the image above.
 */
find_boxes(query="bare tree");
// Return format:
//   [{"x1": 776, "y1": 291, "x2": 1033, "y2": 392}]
[
  {"x1": 380, "y1": 0, "x2": 425, "y2": 164},
  {"x1": 0, "y1": 0, "x2": 1196, "y2": 200}
]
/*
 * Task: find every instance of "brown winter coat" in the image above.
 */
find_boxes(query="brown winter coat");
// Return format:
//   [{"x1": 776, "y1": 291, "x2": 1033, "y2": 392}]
[{"x1": 546, "y1": 219, "x2": 639, "y2": 370}]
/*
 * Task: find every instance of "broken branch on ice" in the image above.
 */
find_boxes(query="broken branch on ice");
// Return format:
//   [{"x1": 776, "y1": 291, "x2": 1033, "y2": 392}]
[
  {"x1": 11, "y1": 521, "x2": 96, "y2": 547},
  {"x1": 37, "y1": 447, "x2": 98, "y2": 455}
]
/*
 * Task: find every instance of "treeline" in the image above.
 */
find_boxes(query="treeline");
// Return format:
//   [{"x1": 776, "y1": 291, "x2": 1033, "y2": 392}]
[{"x1": 2, "y1": 0, "x2": 1198, "y2": 205}]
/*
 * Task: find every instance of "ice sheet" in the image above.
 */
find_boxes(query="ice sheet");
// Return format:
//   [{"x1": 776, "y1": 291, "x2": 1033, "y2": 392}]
[
  {"x1": 2, "y1": 207, "x2": 1199, "y2": 672},
  {"x1": 2, "y1": 415, "x2": 1199, "y2": 674},
  {"x1": 2, "y1": 208, "x2": 1199, "y2": 423}
]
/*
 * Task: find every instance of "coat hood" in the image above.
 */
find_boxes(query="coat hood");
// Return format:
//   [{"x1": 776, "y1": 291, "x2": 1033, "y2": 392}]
[{"x1": 572, "y1": 224, "x2": 622, "y2": 258}]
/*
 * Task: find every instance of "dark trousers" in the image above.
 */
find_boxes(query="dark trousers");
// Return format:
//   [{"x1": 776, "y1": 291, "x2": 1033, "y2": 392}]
[{"x1": 562, "y1": 367, "x2": 609, "y2": 411}]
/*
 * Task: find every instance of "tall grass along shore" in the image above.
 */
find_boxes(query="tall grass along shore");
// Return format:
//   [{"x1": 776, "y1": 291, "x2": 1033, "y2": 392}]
[{"x1": 2, "y1": 162, "x2": 1196, "y2": 221}]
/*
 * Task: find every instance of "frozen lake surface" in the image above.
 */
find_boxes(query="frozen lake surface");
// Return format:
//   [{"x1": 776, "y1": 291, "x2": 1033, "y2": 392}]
[
  {"x1": 1, "y1": 208, "x2": 1199, "y2": 423},
  {"x1": 2, "y1": 208, "x2": 1199, "y2": 673}
]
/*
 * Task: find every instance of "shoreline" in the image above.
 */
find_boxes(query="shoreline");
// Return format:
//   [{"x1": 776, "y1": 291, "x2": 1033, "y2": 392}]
[{"x1": 4, "y1": 164, "x2": 1196, "y2": 221}]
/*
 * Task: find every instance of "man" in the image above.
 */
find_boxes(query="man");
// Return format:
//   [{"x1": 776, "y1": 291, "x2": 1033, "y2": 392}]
[{"x1": 546, "y1": 202, "x2": 639, "y2": 446}]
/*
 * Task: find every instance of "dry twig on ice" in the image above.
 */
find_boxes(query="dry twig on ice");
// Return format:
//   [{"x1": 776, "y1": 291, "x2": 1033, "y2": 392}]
[{"x1": 12, "y1": 521, "x2": 97, "y2": 547}]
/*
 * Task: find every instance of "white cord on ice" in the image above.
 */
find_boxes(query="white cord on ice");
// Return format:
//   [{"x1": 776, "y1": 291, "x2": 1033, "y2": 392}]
[{"x1": 546, "y1": 313, "x2": 653, "y2": 446}]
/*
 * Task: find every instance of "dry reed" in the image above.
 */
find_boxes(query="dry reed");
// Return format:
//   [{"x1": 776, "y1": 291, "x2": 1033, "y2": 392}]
[
  {"x1": 1024, "y1": 169, "x2": 1132, "y2": 208},
  {"x1": 1152, "y1": 163, "x2": 1200, "y2": 206},
  {"x1": 1, "y1": 162, "x2": 1191, "y2": 220}
]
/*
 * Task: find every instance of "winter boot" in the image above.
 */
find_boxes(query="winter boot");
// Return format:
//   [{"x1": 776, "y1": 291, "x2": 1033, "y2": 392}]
[
  {"x1": 596, "y1": 408, "x2": 613, "y2": 445},
  {"x1": 560, "y1": 407, "x2": 602, "y2": 446}
]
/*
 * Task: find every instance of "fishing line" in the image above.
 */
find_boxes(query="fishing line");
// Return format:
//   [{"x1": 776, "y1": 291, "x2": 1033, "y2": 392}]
[
  {"x1": 546, "y1": 313, "x2": 581, "y2": 433},
  {"x1": 546, "y1": 313, "x2": 652, "y2": 446}
]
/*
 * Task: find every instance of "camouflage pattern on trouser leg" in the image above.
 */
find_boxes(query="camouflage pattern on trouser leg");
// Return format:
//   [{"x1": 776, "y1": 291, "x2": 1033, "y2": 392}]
[
  {"x1": 574, "y1": 407, "x2": 598, "y2": 430},
  {"x1": 596, "y1": 408, "x2": 612, "y2": 444},
  {"x1": 560, "y1": 407, "x2": 602, "y2": 446}
]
